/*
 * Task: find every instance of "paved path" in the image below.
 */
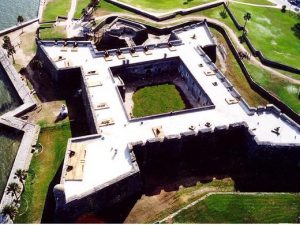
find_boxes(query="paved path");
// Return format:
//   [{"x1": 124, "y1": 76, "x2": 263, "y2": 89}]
[
  {"x1": 66, "y1": 0, "x2": 78, "y2": 37},
  {"x1": 231, "y1": 0, "x2": 279, "y2": 8},
  {"x1": 92, "y1": 13, "x2": 300, "y2": 84}
]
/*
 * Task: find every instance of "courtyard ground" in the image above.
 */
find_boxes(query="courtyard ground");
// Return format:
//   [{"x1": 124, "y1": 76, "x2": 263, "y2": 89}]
[{"x1": 132, "y1": 84, "x2": 186, "y2": 117}]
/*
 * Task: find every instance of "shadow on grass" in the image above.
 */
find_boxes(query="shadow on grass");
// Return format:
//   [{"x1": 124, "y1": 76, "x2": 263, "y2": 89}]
[
  {"x1": 40, "y1": 163, "x2": 63, "y2": 223},
  {"x1": 74, "y1": 194, "x2": 141, "y2": 224},
  {"x1": 291, "y1": 23, "x2": 300, "y2": 39},
  {"x1": 39, "y1": 95, "x2": 91, "y2": 223}
]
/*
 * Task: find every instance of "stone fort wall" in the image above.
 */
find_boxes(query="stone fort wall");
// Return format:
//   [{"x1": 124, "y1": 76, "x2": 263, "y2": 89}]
[
  {"x1": 54, "y1": 122, "x2": 300, "y2": 222},
  {"x1": 130, "y1": 122, "x2": 300, "y2": 175}
]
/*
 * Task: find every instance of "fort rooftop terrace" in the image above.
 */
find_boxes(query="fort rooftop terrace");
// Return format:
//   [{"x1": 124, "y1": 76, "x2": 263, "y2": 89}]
[{"x1": 39, "y1": 23, "x2": 300, "y2": 204}]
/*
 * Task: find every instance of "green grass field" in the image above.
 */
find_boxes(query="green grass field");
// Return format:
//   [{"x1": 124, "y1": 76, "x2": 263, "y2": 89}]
[
  {"x1": 74, "y1": 0, "x2": 90, "y2": 18},
  {"x1": 39, "y1": 27, "x2": 67, "y2": 40},
  {"x1": 93, "y1": 1, "x2": 133, "y2": 16},
  {"x1": 198, "y1": 4, "x2": 300, "y2": 70},
  {"x1": 245, "y1": 62, "x2": 300, "y2": 113},
  {"x1": 42, "y1": 0, "x2": 72, "y2": 21},
  {"x1": 229, "y1": 3, "x2": 300, "y2": 70},
  {"x1": 173, "y1": 194, "x2": 300, "y2": 223},
  {"x1": 132, "y1": 84, "x2": 186, "y2": 117},
  {"x1": 15, "y1": 122, "x2": 71, "y2": 223},
  {"x1": 118, "y1": 0, "x2": 212, "y2": 12}
]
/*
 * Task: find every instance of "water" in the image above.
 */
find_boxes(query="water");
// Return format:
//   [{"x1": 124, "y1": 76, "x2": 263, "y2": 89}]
[
  {"x1": 0, "y1": 64, "x2": 22, "y2": 115},
  {"x1": 0, "y1": 125, "x2": 23, "y2": 199},
  {"x1": 0, "y1": 0, "x2": 40, "y2": 31}
]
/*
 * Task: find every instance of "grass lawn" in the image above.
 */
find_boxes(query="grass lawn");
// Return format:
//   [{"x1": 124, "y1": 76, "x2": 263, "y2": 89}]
[
  {"x1": 118, "y1": 0, "x2": 213, "y2": 12},
  {"x1": 74, "y1": 0, "x2": 90, "y2": 19},
  {"x1": 229, "y1": 3, "x2": 300, "y2": 69},
  {"x1": 93, "y1": 1, "x2": 132, "y2": 16},
  {"x1": 234, "y1": 0, "x2": 275, "y2": 5},
  {"x1": 173, "y1": 193, "x2": 300, "y2": 223},
  {"x1": 39, "y1": 26, "x2": 67, "y2": 40},
  {"x1": 132, "y1": 84, "x2": 186, "y2": 117},
  {"x1": 42, "y1": 0, "x2": 72, "y2": 21},
  {"x1": 15, "y1": 122, "x2": 71, "y2": 223},
  {"x1": 245, "y1": 61, "x2": 300, "y2": 113}
]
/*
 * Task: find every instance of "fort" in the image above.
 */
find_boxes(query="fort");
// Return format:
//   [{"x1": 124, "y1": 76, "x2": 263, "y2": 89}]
[{"x1": 35, "y1": 19, "x2": 300, "y2": 222}]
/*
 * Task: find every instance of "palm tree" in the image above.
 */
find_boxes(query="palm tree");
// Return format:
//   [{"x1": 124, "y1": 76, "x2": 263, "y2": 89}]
[
  {"x1": 243, "y1": 12, "x2": 251, "y2": 31},
  {"x1": 17, "y1": 15, "x2": 24, "y2": 33},
  {"x1": 31, "y1": 59, "x2": 43, "y2": 71},
  {"x1": 1, "y1": 205, "x2": 18, "y2": 220},
  {"x1": 14, "y1": 169, "x2": 27, "y2": 192},
  {"x1": 2, "y1": 36, "x2": 16, "y2": 63},
  {"x1": 89, "y1": 0, "x2": 99, "y2": 7},
  {"x1": 81, "y1": 8, "x2": 88, "y2": 17},
  {"x1": 6, "y1": 182, "x2": 21, "y2": 202},
  {"x1": 31, "y1": 59, "x2": 44, "y2": 79}
]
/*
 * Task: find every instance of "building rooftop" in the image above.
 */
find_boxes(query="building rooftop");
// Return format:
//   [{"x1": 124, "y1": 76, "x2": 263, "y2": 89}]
[{"x1": 41, "y1": 24, "x2": 300, "y2": 201}]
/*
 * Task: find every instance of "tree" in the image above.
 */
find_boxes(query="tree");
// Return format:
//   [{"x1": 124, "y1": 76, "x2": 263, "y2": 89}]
[
  {"x1": 291, "y1": 23, "x2": 300, "y2": 39},
  {"x1": 17, "y1": 15, "x2": 24, "y2": 33},
  {"x1": 89, "y1": 0, "x2": 99, "y2": 8},
  {"x1": 2, "y1": 36, "x2": 16, "y2": 63},
  {"x1": 6, "y1": 182, "x2": 21, "y2": 202},
  {"x1": 14, "y1": 169, "x2": 27, "y2": 192},
  {"x1": 243, "y1": 12, "x2": 251, "y2": 31},
  {"x1": 1, "y1": 205, "x2": 18, "y2": 220},
  {"x1": 31, "y1": 59, "x2": 44, "y2": 79},
  {"x1": 81, "y1": 8, "x2": 88, "y2": 16},
  {"x1": 31, "y1": 59, "x2": 43, "y2": 71}
]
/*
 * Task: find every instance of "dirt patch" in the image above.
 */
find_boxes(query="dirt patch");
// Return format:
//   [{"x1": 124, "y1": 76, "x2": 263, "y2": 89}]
[
  {"x1": 123, "y1": 177, "x2": 234, "y2": 223},
  {"x1": 26, "y1": 101, "x2": 67, "y2": 126}
]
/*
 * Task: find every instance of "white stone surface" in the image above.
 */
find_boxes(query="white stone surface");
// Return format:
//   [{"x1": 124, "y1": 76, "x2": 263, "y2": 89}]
[{"x1": 42, "y1": 25, "x2": 300, "y2": 201}]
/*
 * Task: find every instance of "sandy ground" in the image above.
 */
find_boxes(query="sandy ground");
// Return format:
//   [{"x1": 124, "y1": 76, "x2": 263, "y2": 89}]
[{"x1": 0, "y1": 22, "x2": 38, "y2": 70}]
